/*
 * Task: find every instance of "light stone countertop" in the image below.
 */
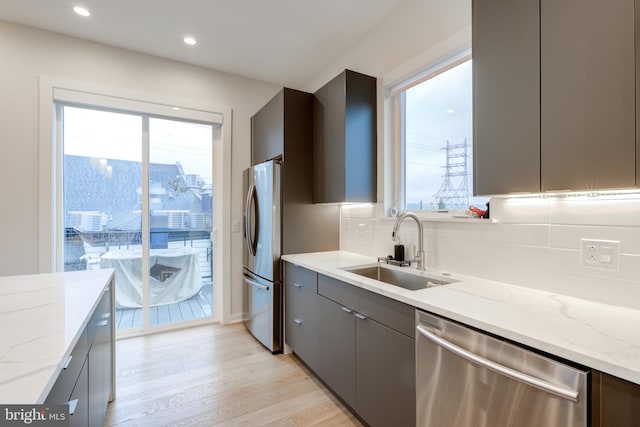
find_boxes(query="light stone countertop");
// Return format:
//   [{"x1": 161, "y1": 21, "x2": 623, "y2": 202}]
[
  {"x1": 282, "y1": 251, "x2": 640, "y2": 385},
  {"x1": 0, "y1": 269, "x2": 114, "y2": 404}
]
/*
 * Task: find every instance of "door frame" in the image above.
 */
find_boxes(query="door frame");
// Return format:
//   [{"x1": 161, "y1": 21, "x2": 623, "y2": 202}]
[{"x1": 38, "y1": 76, "x2": 233, "y2": 329}]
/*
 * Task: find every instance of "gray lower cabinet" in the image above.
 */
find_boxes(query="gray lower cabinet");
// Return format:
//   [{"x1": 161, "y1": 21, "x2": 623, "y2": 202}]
[
  {"x1": 69, "y1": 359, "x2": 89, "y2": 427},
  {"x1": 284, "y1": 263, "x2": 319, "y2": 371},
  {"x1": 316, "y1": 295, "x2": 357, "y2": 408},
  {"x1": 592, "y1": 371, "x2": 640, "y2": 427},
  {"x1": 355, "y1": 315, "x2": 415, "y2": 427},
  {"x1": 283, "y1": 263, "x2": 415, "y2": 426},
  {"x1": 316, "y1": 273, "x2": 415, "y2": 427},
  {"x1": 46, "y1": 282, "x2": 114, "y2": 427},
  {"x1": 285, "y1": 282, "x2": 319, "y2": 371},
  {"x1": 88, "y1": 284, "x2": 113, "y2": 427}
]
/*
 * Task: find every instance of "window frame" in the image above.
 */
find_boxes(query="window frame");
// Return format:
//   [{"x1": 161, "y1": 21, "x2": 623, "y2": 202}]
[
  {"x1": 385, "y1": 48, "x2": 480, "y2": 218},
  {"x1": 38, "y1": 76, "x2": 233, "y2": 325}
]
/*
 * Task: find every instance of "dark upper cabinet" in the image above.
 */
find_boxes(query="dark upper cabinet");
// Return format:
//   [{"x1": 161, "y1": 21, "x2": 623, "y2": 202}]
[
  {"x1": 473, "y1": 0, "x2": 638, "y2": 195},
  {"x1": 313, "y1": 69, "x2": 377, "y2": 203},
  {"x1": 251, "y1": 89, "x2": 285, "y2": 165},
  {"x1": 472, "y1": 0, "x2": 540, "y2": 195},
  {"x1": 540, "y1": 0, "x2": 635, "y2": 192},
  {"x1": 250, "y1": 88, "x2": 340, "y2": 254}
]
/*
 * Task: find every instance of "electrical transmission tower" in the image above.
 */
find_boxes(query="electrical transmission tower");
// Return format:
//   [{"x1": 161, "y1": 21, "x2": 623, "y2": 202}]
[{"x1": 432, "y1": 139, "x2": 469, "y2": 209}]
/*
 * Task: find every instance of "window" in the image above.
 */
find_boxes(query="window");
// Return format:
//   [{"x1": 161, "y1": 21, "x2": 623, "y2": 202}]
[
  {"x1": 390, "y1": 54, "x2": 488, "y2": 213},
  {"x1": 60, "y1": 104, "x2": 217, "y2": 331},
  {"x1": 38, "y1": 78, "x2": 233, "y2": 332}
]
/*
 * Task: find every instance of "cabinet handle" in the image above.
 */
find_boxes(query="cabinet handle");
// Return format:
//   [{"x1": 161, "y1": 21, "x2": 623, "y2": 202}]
[
  {"x1": 62, "y1": 355, "x2": 73, "y2": 370},
  {"x1": 67, "y1": 399, "x2": 78, "y2": 416},
  {"x1": 97, "y1": 320, "x2": 109, "y2": 327},
  {"x1": 293, "y1": 283, "x2": 302, "y2": 288},
  {"x1": 355, "y1": 313, "x2": 368, "y2": 320},
  {"x1": 341, "y1": 307, "x2": 353, "y2": 313},
  {"x1": 294, "y1": 318, "x2": 303, "y2": 325}
]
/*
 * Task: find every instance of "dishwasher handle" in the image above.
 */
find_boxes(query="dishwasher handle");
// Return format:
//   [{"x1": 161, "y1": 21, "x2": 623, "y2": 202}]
[{"x1": 416, "y1": 324, "x2": 579, "y2": 403}]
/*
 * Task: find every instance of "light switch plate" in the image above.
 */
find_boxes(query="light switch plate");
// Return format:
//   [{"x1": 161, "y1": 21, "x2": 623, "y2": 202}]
[{"x1": 580, "y1": 239, "x2": 620, "y2": 270}]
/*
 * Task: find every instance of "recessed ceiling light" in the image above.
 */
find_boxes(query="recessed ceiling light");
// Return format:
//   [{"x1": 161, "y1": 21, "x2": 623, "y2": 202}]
[
  {"x1": 183, "y1": 37, "x2": 197, "y2": 46},
  {"x1": 446, "y1": 108, "x2": 455, "y2": 114},
  {"x1": 73, "y1": 6, "x2": 91, "y2": 17},
  {"x1": 172, "y1": 107, "x2": 181, "y2": 110}
]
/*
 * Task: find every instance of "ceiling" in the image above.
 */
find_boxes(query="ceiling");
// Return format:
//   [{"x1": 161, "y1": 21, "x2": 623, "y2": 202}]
[{"x1": 0, "y1": 0, "x2": 406, "y2": 88}]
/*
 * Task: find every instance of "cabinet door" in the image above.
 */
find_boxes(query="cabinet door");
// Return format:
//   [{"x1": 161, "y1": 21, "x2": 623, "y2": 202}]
[
  {"x1": 355, "y1": 315, "x2": 415, "y2": 427},
  {"x1": 69, "y1": 358, "x2": 89, "y2": 427},
  {"x1": 541, "y1": 0, "x2": 635, "y2": 191},
  {"x1": 313, "y1": 70, "x2": 376, "y2": 203},
  {"x1": 472, "y1": 0, "x2": 541, "y2": 195},
  {"x1": 316, "y1": 295, "x2": 356, "y2": 408},
  {"x1": 285, "y1": 282, "x2": 318, "y2": 371},
  {"x1": 251, "y1": 91, "x2": 284, "y2": 165},
  {"x1": 592, "y1": 371, "x2": 640, "y2": 427},
  {"x1": 313, "y1": 75, "x2": 346, "y2": 203},
  {"x1": 88, "y1": 286, "x2": 113, "y2": 427}
]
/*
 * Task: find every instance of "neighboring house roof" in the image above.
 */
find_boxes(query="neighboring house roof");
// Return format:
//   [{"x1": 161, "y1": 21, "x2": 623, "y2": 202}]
[{"x1": 64, "y1": 155, "x2": 206, "y2": 230}]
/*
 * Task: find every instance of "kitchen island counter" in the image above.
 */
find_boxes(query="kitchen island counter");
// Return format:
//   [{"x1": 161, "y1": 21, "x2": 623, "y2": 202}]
[
  {"x1": 283, "y1": 251, "x2": 640, "y2": 385},
  {"x1": 0, "y1": 269, "x2": 114, "y2": 404}
]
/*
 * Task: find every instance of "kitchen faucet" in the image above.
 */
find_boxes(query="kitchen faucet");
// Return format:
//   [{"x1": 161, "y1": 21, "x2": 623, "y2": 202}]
[{"x1": 392, "y1": 211, "x2": 425, "y2": 271}]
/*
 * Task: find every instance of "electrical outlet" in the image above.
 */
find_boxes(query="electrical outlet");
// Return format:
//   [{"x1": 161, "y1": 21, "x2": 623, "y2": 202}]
[{"x1": 580, "y1": 239, "x2": 620, "y2": 270}]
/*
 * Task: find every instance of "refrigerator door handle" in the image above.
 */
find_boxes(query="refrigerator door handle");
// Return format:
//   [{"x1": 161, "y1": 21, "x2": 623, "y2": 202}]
[
  {"x1": 244, "y1": 184, "x2": 258, "y2": 256},
  {"x1": 244, "y1": 275, "x2": 270, "y2": 291}
]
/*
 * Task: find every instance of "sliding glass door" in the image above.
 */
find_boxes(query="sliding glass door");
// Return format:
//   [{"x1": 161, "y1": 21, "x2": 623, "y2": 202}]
[{"x1": 60, "y1": 104, "x2": 216, "y2": 333}]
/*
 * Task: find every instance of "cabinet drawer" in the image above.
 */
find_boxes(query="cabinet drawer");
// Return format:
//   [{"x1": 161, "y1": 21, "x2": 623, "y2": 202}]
[
  {"x1": 285, "y1": 282, "x2": 318, "y2": 369},
  {"x1": 318, "y1": 274, "x2": 415, "y2": 339},
  {"x1": 88, "y1": 287, "x2": 111, "y2": 346},
  {"x1": 284, "y1": 262, "x2": 317, "y2": 292},
  {"x1": 45, "y1": 328, "x2": 89, "y2": 405}
]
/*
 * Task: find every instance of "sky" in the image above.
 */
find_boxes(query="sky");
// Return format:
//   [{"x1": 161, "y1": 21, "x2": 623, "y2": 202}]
[
  {"x1": 404, "y1": 60, "x2": 488, "y2": 210},
  {"x1": 62, "y1": 106, "x2": 216, "y2": 184}
]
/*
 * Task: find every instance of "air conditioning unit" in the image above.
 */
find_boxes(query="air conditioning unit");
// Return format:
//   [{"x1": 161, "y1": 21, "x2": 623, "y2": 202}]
[
  {"x1": 166, "y1": 210, "x2": 189, "y2": 229},
  {"x1": 189, "y1": 213, "x2": 206, "y2": 229},
  {"x1": 79, "y1": 213, "x2": 107, "y2": 232}
]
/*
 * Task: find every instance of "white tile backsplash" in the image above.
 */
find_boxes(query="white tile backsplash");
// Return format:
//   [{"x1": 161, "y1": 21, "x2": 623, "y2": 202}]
[
  {"x1": 340, "y1": 198, "x2": 640, "y2": 310},
  {"x1": 550, "y1": 225, "x2": 640, "y2": 254},
  {"x1": 490, "y1": 197, "x2": 551, "y2": 224},
  {"x1": 549, "y1": 195, "x2": 640, "y2": 227}
]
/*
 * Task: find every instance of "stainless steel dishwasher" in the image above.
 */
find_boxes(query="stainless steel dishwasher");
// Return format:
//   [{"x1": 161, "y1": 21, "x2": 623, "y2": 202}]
[{"x1": 416, "y1": 310, "x2": 589, "y2": 427}]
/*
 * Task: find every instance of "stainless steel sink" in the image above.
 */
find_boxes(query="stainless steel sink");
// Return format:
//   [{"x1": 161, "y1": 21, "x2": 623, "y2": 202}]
[{"x1": 341, "y1": 265, "x2": 456, "y2": 291}]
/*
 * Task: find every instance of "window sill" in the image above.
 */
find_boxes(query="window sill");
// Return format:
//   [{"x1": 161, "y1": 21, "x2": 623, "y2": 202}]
[{"x1": 379, "y1": 215, "x2": 494, "y2": 224}]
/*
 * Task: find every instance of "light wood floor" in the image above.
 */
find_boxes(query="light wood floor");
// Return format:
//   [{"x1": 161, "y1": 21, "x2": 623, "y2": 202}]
[
  {"x1": 115, "y1": 284, "x2": 213, "y2": 330},
  {"x1": 104, "y1": 323, "x2": 363, "y2": 426}
]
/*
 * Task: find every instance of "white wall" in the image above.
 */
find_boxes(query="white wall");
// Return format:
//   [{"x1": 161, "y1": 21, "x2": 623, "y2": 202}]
[
  {"x1": 0, "y1": 20, "x2": 280, "y2": 321},
  {"x1": 300, "y1": 0, "x2": 471, "y2": 93}
]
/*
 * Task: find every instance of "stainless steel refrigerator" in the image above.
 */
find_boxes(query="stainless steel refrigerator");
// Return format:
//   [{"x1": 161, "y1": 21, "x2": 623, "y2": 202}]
[
  {"x1": 243, "y1": 160, "x2": 282, "y2": 352},
  {"x1": 243, "y1": 157, "x2": 340, "y2": 353}
]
